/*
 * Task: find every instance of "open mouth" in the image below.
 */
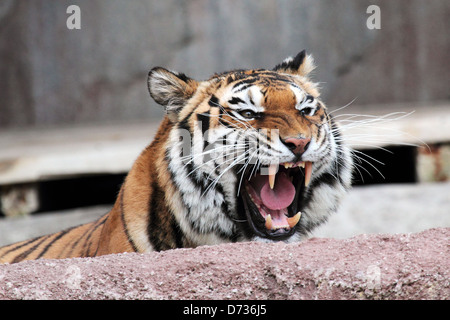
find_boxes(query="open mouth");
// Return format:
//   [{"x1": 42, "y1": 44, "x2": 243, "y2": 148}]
[{"x1": 239, "y1": 161, "x2": 313, "y2": 240}]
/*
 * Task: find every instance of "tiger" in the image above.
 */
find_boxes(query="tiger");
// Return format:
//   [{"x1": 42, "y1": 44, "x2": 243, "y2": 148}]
[{"x1": 0, "y1": 50, "x2": 353, "y2": 264}]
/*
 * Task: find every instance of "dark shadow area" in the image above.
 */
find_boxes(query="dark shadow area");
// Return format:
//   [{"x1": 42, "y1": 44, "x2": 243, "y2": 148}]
[
  {"x1": 352, "y1": 146, "x2": 417, "y2": 185},
  {"x1": 36, "y1": 174, "x2": 126, "y2": 213}
]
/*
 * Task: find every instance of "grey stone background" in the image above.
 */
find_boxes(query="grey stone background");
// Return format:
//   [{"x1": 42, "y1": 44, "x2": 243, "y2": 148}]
[{"x1": 1, "y1": 0, "x2": 449, "y2": 128}]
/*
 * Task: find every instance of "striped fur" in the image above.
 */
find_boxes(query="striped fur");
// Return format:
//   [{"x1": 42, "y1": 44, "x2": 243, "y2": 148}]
[{"x1": 0, "y1": 51, "x2": 353, "y2": 263}]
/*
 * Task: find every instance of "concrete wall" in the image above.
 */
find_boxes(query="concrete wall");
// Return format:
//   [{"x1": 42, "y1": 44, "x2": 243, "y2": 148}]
[{"x1": 1, "y1": 0, "x2": 449, "y2": 128}]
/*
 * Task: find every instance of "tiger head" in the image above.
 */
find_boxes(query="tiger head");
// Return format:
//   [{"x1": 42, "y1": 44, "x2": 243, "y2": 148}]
[{"x1": 148, "y1": 51, "x2": 353, "y2": 243}]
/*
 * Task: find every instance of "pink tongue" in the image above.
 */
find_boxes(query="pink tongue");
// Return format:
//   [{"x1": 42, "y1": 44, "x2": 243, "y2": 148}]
[{"x1": 260, "y1": 172, "x2": 296, "y2": 210}]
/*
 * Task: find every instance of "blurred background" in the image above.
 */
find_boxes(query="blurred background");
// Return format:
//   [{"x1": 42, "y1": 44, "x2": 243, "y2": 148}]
[{"x1": 0, "y1": 0, "x2": 449, "y2": 245}]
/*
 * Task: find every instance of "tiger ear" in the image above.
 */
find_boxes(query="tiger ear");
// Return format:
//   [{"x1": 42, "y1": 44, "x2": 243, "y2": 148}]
[
  {"x1": 148, "y1": 67, "x2": 199, "y2": 122},
  {"x1": 273, "y1": 50, "x2": 316, "y2": 77}
]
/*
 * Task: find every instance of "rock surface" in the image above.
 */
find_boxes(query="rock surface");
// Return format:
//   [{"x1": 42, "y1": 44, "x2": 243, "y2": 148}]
[{"x1": 0, "y1": 228, "x2": 448, "y2": 300}]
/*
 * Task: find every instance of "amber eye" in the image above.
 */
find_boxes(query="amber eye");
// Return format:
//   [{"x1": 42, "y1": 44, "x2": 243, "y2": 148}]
[{"x1": 239, "y1": 109, "x2": 257, "y2": 119}]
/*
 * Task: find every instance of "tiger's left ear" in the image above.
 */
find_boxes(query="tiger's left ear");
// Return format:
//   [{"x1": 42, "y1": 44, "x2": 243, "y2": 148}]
[
  {"x1": 148, "y1": 67, "x2": 199, "y2": 122},
  {"x1": 273, "y1": 50, "x2": 316, "y2": 77}
]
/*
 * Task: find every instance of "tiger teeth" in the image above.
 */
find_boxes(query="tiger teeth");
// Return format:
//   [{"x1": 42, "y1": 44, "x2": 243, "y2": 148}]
[
  {"x1": 268, "y1": 161, "x2": 313, "y2": 187},
  {"x1": 280, "y1": 161, "x2": 305, "y2": 169},
  {"x1": 264, "y1": 212, "x2": 301, "y2": 231},
  {"x1": 265, "y1": 214, "x2": 273, "y2": 230},
  {"x1": 304, "y1": 161, "x2": 313, "y2": 187},
  {"x1": 287, "y1": 212, "x2": 301, "y2": 228},
  {"x1": 268, "y1": 163, "x2": 278, "y2": 189},
  {"x1": 264, "y1": 214, "x2": 287, "y2": 231}
]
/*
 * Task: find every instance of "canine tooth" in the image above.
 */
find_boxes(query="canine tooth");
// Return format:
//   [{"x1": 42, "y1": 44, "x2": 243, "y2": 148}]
[
  {"x1": 284, "y1": 163, "x2": 290, "y2": 169},
  {"x1": 265, "y1": 214, "x2": 273, "y2": 230},
  {"x1": 304, "y1": 161, "x2": 312, "y2": 186},
  {"x1": 287, "y1": 212, "x2": 301, "y2": 228},
  {"x1": 268, "y1": 163, "x2": 277, "y2": 189},
  {"x1": 268, "y1": 174, "x2": 275, "y2": 189}
]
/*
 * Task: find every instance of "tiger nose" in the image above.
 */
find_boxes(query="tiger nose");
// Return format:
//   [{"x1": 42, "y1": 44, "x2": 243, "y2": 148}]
[{"x1": 283, "y1": 137, "x2": 311, "y2": 156}]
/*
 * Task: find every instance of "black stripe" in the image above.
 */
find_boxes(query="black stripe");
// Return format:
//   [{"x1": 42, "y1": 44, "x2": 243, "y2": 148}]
[
  {"x1": 91, "y1": 215, "x2": 109, "y2": 256},
  {"x1": 177, "y1": 103, "x2": 197, "y2": 129},
  {"x1": 12, "y1": 235, "x2": 52, "y2": 263},
  {"x1": 82, "y1": 215, "x2": 107, "y2": 250},
  {"x1": 0, "y1": 236, "x2": 43, "y2": 258},
  {"x1": 232, "y1": 77, "x2": 258, "y2": 90},
  {"x1": 171, "y1": 217, "x2": 184, "y2": 248},
  {"x1": 310, "y1": 172, "x2": 339, "y2": 190},
  {"x1": 147, "y1": 181, "x2": 165, "y2": 251},
  {"x1": 62, "y1": 214, "x2": 107, "y2": 258},
  {"x1": 217, "y1": 106, "x2": 235, "y2": 129},
  {"x1": 330, "y1": 115, "x2": 342, "y2": 144},
  {"x1": 234, "y1": 83, "x2": 253, "y2": 93},
  {"x1": 219, "y1": 118, "x2": 236, "y2": 129},
  {"x1": 228, "y1": 97, "x2": 245, "y2": 105},
  {"x1": 197, "y1": 112, "x2": 210, "y2": 135},
  {"x1": 208, "y1": 95, "x2": 220, "y2": 108},
  {"x1": 120, "y1": 188, "x2": 139, "y2": 252},
  {"x1": 147, "y1": 180, "x2": 208, "y2": 250},
  {"x1": 214, "y1": 183, "x2": 232, "y2": 220},
  {"x1": 197, "y1": 111, "x2": 211, "y2": 154},
  {"x1": 83, "y1": 215, "x2": 108, "y2": 256},
  {"x1": 36, "y1": 228, "x2": 76, "y2": 259}
]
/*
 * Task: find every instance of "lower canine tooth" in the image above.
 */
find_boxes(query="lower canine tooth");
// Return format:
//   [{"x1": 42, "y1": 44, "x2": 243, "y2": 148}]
[
  {"x1": 265, "y1": 214, "x2": 273, "y2": 230},
  {"x1": 287, "y1": 212, "x2": 302, "y2": 228}
]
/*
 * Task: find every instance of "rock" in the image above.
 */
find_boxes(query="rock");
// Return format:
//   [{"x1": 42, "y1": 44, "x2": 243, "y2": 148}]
[{"x1": 0, "y1": 228, "x2": 448, "y2": 300}]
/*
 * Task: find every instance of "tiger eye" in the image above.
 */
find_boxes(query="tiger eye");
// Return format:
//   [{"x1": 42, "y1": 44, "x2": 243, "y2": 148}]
[{"x1": 240, "y1": 110, "x2": 257, "y2": 119}]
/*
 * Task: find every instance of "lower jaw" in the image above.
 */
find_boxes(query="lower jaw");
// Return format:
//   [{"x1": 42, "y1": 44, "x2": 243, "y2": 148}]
[
  {"x1": 235, "y1": 162, "x2": 307, "y2": 241},
  {"x1": 239, "y1": 190, "x2": 298, "y2": 241}
]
